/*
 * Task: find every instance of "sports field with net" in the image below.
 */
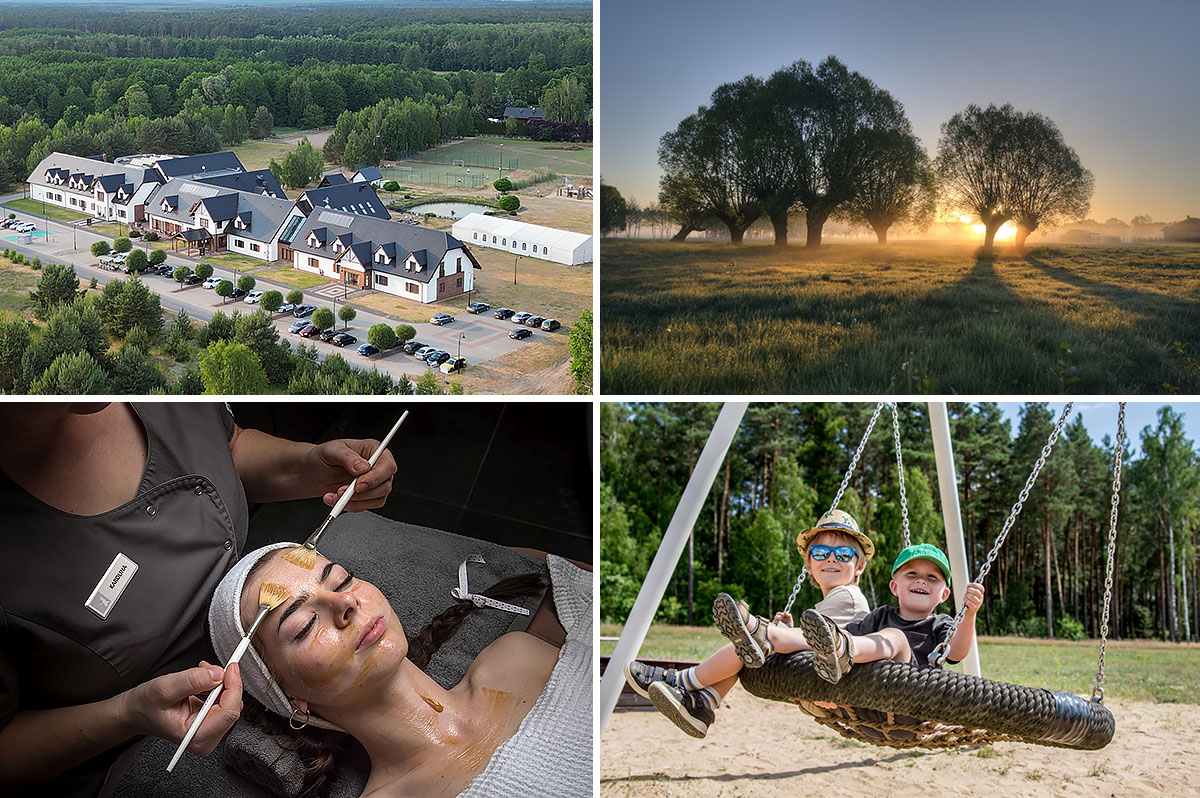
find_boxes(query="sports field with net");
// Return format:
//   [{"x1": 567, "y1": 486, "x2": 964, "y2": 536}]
[{"x1": 385, "y1": 137, "x2": 593, "y2": 185}]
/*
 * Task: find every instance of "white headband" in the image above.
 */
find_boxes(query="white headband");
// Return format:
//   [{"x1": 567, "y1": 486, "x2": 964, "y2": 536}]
[{"x1": 208, "y1": 542, "x2": 345, "y2": 732}]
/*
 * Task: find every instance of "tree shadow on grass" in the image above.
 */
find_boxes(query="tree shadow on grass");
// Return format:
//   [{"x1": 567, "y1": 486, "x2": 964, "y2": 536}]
[{"x1": 1019, "y1": 254, "x2": 1198, "y2": 325}]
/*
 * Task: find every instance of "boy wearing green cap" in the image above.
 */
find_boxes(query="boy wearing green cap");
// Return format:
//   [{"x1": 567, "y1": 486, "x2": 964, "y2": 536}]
[{"x1": 799, "y1": 542, "x2": 985, "y2": 684}]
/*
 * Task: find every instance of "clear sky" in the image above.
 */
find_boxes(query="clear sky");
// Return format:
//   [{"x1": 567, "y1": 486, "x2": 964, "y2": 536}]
[
  {"x1": 600, "y1": 0, "x2": 1199, "y2": 224},
  {"x1": 995, "y1": 401, "x2": 1200, "y2": 459}
]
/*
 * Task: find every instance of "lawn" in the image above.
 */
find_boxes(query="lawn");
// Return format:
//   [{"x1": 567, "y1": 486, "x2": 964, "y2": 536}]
[
  {"x1": 229, "y1": 138, "x2": 303, "y2": 172},
  {"x1": 601, "y1": 623, "x2": 1200, "y2": 704},
  {"x1": 0, "y1": 257, "x2": 39, "y2": 314},
  {"x1": 600, "y1": 239, "x2": 1200, "y2": 394},
  {"x1": 253, "y1": 267, "x2": 330, "y2": 290},
  {"x1": 402, "y1": 137, "x2": 593, "y2": 176},
  {"x1": 202, "y1": 253, "x2": 271, "y2": 273},
  {"x1": 3, "y1": 198, "x2": 90, "y2": 223}
]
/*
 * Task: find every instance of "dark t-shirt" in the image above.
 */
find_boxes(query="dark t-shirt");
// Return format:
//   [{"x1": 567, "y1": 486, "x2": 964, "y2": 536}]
[{"x1": 846, "y1": 605, "x2": 959, "y2": 668}]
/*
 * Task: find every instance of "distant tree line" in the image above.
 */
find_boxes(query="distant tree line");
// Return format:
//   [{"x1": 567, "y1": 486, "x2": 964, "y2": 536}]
[
  {"x1": 602, "y1": 402, "x2": 1200, "y2": 645},
  {"x1": 644, "y1": 56, "x2": 1091, "y2": 254}
]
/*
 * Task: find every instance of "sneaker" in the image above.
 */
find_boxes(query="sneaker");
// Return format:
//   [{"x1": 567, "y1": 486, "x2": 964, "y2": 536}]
[
  {"x1": 623, "y1": 660, "x2": 682, "y2": 699},
  {"x1": 712, "y1": 593, "x2": 773, "y2": 668},
  {"x1": 647, "y1": 681, "x2": 714, "y2": 738},
  {"x1": 799, "y1": 609, "x2": 854, "y2": 684}
]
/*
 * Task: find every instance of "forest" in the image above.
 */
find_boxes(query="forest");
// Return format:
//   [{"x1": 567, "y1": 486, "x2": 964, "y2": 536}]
[
  {"x1": 601, "y1": 402, "x2": 1200, "y2": 644},
  {"x1": 0, "y1": 3, "x2": 592, "y2": 187}
]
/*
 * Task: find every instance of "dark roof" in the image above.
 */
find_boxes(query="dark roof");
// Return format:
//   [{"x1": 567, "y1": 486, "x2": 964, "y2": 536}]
[
  {"x1": 155, "y1": 152, "x2": 245, "y2": 180},
  {"x1": 95, "y1": 174, "x2": 125, "y2": 193},
  {"x1": 28, "y1": 153, "x2": 157, "y2": 195},
  {"x1": 180, "y1": 228, "x2": 211, "y2": 242},
  {"x1": 196, "y1": 169, "x2": 285, "y2": 199},
  {"x1": 299, "y1": 183, "x2": 389, "y2": 219},
  {"x1": 319, "y1": 174, "x2": 349, "y2": 187},
  {"x1": 503, "y1": 106, "x2": 544, "y2": 120},
  {"x1": 354, "y1": 166, "x2": 383, "y2": 183},
  {"x1": 199, "y1": 194, "x2": 239, "y2": 222}
]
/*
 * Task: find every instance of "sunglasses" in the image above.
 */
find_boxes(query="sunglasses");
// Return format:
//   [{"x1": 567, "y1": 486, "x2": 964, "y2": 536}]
[{"x1": 808, "y1": 545, "x2": 859, "y2": 563}]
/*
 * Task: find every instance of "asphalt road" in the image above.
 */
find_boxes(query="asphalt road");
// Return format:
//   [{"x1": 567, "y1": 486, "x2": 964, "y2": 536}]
[{"x1": 1, "y1": 196, "x2": 550, "y2": 381}]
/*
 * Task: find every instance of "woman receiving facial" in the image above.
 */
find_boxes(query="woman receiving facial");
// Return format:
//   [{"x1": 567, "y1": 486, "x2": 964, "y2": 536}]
[{"x1": 239, "y1": 550, "x2": 559, "y2": 798}]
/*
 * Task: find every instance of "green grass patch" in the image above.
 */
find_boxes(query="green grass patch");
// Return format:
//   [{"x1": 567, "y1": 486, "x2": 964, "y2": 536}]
[
  {"x1": 401, "y1": 136, "x2": 593, "y2": 176},
  {"x1": 202, "y1": 253, "x2": 271, "y2": 272},
  {"x1": 600, "y1": 239, "x2": 1200, "y2": 394},
  {"x1": 229, "y1": 138, "x2": 304, "y2": 172},
  {"x1": 252, "y1": 267, "x2": 330, "y2": 290},
  {"x1": 89, "y1": 222, "x2": 127, "y2": 238},
  {"x1": 0, "y1": 259, "x2": 38, "y2": 314},
  {"x1": 3, "y1": 198, "x2": 90, "y2": 223},
  {"x1": 600, "y1": 623, "x2": 1200, "y2": 704}
]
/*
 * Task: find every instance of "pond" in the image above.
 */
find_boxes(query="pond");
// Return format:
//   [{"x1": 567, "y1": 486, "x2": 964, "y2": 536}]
[{"x1": 406, "y1": 201, "x2": 493, "y2": 219}]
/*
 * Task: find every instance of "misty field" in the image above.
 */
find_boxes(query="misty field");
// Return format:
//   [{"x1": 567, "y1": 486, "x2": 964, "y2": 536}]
[{"x1": 600, "y1": 240, "x2": 1200, "y2": 394}]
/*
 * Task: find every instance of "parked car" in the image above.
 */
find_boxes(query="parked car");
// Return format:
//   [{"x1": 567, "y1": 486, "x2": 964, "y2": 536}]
[
  {"x1": 0, "y1": 219, "x2": 17, "y2": 228},
  {"x1": 413, "y1": 345, "x2": 436, "y2": 360},
  {"x1": 230, "y1": 287, "x2": 248, "y2": 299},
  {"x1": 509, "y1": 327, "x2": 532, "y2": 340},
  {"x1": 526, "y1": 316, "x2": 545, "y2": 328},
  {"x1": 402, "y1": 340, "x2": 426, "y2": 354},
  {"x1": 299, "y1": 324, "x2": 322, "y2": 338},
  {"x1": 15, "y1": 223, "x2": 36, "y2": 233},
  {"x1": 292, "y1": 305, "x2": 316, "y2": 317},
  {"x1": 156, "y1": 264, "x2": 176, "y2": 276},
  {"x1": 430, "y1": 313, "x2": 454, "y2": 325},
  {"x1": 493, "y1": 307, "x2": 515, "y2": 320},
  {"x1": 356, "y1": 343, "x2": 379, "y2": 357},
  {"x1": 245, "y1": 290, "x2": 264, "y2": 304},
  {"x1": 511, "y1": 312, "x2": 533, "y2": 325},
  {"x1": 318, "y1": 328, "x2": 339, "y2": 343},
  {"x1": 183, "y1": 274, "x2": 203, "y2": 285},
  {"x1": 278, "y1": 302, "x2": 296, "y2": 314},
  {"x1": 289, "y1": 320, "x2": 312, "y2": 334},
  {"x1": 440, "y1": 357, "x2": 467, "y2": 374},
  {"x1": 466, "y1": 302, "x2": 490, "y2": 314},
  {"x1": 540, "y1": 318, "x2": 561, "y2": 332},
  {"x1": 203, "y1": 276, "x2": 221, "y2": 289},
  {"x1": 425, "y1": 350, "x2": 451, "y2": 367},
  {"x1": 332, "y1": 333, "x2": 357, "y2": 347}
]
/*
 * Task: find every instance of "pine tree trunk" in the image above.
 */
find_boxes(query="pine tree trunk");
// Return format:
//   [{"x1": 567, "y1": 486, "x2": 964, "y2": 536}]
[
  {"x1": 1044, "y1": 513, "x2": 1054, "y2": 638},
  {"x1": 1168, "y1": 517, "x2": 1179, "y2": 641}
]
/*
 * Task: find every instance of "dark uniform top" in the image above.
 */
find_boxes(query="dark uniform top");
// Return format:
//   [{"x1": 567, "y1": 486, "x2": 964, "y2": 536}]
[
  {"x1": 846, "y1": 605, "x2": 960, "y2": 668},
  {"x1": 0, "y1": 404, "x2": 248, "y2": 797}
]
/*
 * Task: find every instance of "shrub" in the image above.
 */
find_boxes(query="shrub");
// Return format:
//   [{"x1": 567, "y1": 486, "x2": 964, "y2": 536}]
[
  {"x1": 129, "y1": 229, "x2": 141, "y2": 238},
  {"x1": 383, "y1": 180, "x2": 400, "y2": 192},
  {"x1": 286, "y1": 289, "x2": 304, "y2": 306},
  {"x1": 148, "y1": 249, "x2": 167, "y2": 266},
  {"x1": 91, "y1": 240, "x2": 110, "y2": 257},
  {"x1": 113, "y1": 237, "x2": 132, "y2": 253},
  {"x1": 493, "y1": 177, "x2": 513, "y2": 193},
  {"x1": 497, "y1": 195, "x2": 520, "y2": 213},
  {"x1": 144, "y1": 231, "x2": 160, "y2": 242},
  {"x1": 394, "y1": 323, "x2": 415, "y2": 343},
  {"x1": 368, "y1": 323, "x2": 396, "y2": 351},
  {"x1": 194, "y1": 263, "x2": 213, "y2": 281},
  {"x1": 124, "y1": 249, "x2": 148, "y2": 273},
  {"x1": 1056, "y1": 615, "x2": 1087, "y2": 641},
  {"x1": 237, "y1": 275, "x2": 256, "y2": 292},
  {"x1": 31, "y1": 257, "x2": 41, "y2": 270}
]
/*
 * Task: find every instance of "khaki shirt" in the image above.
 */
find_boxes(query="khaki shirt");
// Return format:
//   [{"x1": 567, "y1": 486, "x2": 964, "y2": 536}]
[
  {"x1": 0, "y1": 404, "x2": 248, "y2": 797},
  {"x1": 814, "y1": 584, "x2": 870, "y2": 627}
]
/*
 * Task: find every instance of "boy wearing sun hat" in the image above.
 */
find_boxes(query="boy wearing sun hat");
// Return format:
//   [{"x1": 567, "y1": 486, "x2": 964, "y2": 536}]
[
  {"x1": 624, "y1": 508, "x2": 874, "y2": 738},
  {"x1": 799, "y1": 542, "x2": 985, "y2": 684}
]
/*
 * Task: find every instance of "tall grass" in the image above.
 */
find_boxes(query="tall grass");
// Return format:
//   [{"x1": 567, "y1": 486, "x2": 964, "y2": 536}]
[
  {"x1": 600, "y1": 240, "x2": 1200, "y2": 394},
  {"x1": 508, "y1": 168, "x2": 560, "y2": 191}
]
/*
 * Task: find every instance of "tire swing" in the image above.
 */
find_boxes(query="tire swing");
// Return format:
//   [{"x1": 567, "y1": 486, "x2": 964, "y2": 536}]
[{"x1": 738, "y1": 402, "x2": 1122, "y2": 751}]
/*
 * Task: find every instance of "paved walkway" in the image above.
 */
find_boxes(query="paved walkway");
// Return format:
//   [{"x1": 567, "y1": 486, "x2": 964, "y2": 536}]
[{"x1": 1, "y1": 195, "x2": 536, "y2": 382}]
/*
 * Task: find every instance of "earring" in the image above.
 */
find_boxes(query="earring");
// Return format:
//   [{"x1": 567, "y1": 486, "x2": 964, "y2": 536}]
[{"x1": 289, "y1": 707, "x2": 310, "y2": 730}]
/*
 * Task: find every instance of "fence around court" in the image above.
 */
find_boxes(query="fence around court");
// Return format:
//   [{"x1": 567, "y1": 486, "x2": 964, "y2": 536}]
[
  {"x1": 377, "y1": 165, "x2": 492, "y2": 188},
  {"x1": 394, "y1": 148, "x2": 520, "y2": 172}
]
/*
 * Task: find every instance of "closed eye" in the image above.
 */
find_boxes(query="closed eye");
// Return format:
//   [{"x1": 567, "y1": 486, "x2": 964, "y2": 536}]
[{"x1": 293, "y1": 566, "x2": 355, "y2": 641}]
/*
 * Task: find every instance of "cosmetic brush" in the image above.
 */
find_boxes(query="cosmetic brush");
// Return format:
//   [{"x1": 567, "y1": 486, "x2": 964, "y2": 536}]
[
  {"x1": 282, "y1": 410, "x2": 409, "y2": 570},
  {"x1": 166, "y1": 580, "x2": 291, "y2": 773}
]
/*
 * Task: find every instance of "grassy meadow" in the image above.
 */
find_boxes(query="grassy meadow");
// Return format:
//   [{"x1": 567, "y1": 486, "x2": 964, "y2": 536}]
[
  {"x1": 601, "y1": 623, "x2": 1200, "y2": 704},
  {"x1": 409, "y1": 136, "x2": 593, "y2": 175},
  {"x1": 600, "y1": 239, "x2": 1200, "y2": 394}
]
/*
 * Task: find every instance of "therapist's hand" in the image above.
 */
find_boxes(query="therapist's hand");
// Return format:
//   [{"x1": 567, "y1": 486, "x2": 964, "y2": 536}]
[
  {"x1": 122, "y1": 662, "x2": 242, "y2": 754},
  {"x1": 305, "y1": 438, "x2": 397, "y2": 511}
]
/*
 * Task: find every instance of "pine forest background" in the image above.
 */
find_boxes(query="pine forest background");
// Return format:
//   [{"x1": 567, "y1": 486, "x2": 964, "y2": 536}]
[{"x1": 601, "y1": 402, "x2": 1200, "y2": 643}]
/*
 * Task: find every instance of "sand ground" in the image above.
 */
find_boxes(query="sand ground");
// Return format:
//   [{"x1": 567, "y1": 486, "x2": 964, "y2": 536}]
[{"x1": 601, "y1": 683, "x2": 1198, "y2": 797}]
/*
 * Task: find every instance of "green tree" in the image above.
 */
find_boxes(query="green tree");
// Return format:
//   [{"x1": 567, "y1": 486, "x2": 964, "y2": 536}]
[
  {"x1": 493, "y1": 177, "x2": 513, "y2": 193},
  {"x1": 600, "y1": 182, "x2": 628, "y2": 234},
  {"x1": 234, "y1": 310, "x2": 292, "y2": 385},
  {"x1": 568, "y1": 308, "x2": 592, "y2": 393},
  {"x1": 194, "y1": 263, "x2": 214, "y2": 281},
  {"x1": 539, "y1": 75, "x2": 588, "y2": 123},
  {"x1": 94, "y1": 275, "x2": 163, "y2": 338},
  {"x1": 312, "y1": 307, "x2": 335, "y2": 331},
  {"x1": 368, "y1": 323, "x2": 397, "y2": 351},
  {"x1": 382, "y1": 180, "x2": 400, "y2": 192},
  {"x1": 250, "y1": 105, "x2": 274, "y2": 139},
  {"x1": 271, "y1": 137, "x2": 324, "y2": 189},
  {"x1": 113, "y1": 237, "x2": 132, "y2": 253},
  {"x1": 0, "y1": 318, "x2": 33, "y2": 391},
  {"x1": 216, "y1": 280, "x2": 234, "y2": 302},
  {"x1": 497, "y1": 195, "x2": 519, "y2": 213},
  {"x1": 29, "y1": 351, "x2": 111, "y2": 394},
  {"x1": 124, "y1": 248, "x2": 148, "y2": 273},
  {"x1": 111, "y1": 342, "x2": 166, "y2": 393},
  {"x1": 260, "y1": 290, "x2": 283, "y2": 313},
  {"x1": 338, "y1": 305, "x2": 356, "y2": 329},
  {"x1": 835, "y1": 126, "x2": 936, "y2": 244},
  {"x1": 394, "y1": 323, "x2": 415, "y2": 343},
  {"x1": 201, "y1": 310, "x2": 236, "y2": 346},
  {"x1": 199, "y1": 340, "x2": 268, "y2": 394},
  {"x1": 31, "y1": 262, "x2": 80, "y2": 320},
  {"x1": 174, "y1": 367, "x2": 204, "y2": 395},
  {"x1": 415, "y1": 371, "x2": 446, "y2": 395},
  {"x1": 148, "y1": 248, "x2": 167, "y2": 266},
  {"x1": 286, "y1": 289, "x2": 304, "y2": 306},
  {"x1": 237, "y1": 275, "x2": 256, "y2": 293},
  {"x1": 173, "y1": 265, "x2": 191, "y2": 287},
  {"x1": 91, "y1": 240, "x2": 111, "y2": 257}
]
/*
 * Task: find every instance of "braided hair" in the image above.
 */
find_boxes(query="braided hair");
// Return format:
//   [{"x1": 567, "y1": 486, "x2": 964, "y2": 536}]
[{"x1": 241, "y1": 556, "x2": 548, "y2": 798}]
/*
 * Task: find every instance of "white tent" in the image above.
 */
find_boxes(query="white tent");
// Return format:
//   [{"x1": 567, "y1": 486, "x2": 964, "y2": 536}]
[{"x1": 452, "y1": 213, "x2": 592, "y2": 265}]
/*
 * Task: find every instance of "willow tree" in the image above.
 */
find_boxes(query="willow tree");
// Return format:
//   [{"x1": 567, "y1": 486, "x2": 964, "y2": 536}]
[
  {"x1": 1006, "y1": 112, "x2": 1093, "y2": 251},
  {"x1": 935, "y1": 104, "x2": 1025, "y2": 255},
  {"x1": 658, "y1": 91, "x2": 761, "y2": 244},
  {"x1": 837, "y1": 125, "x2": 935, "y2": 243},
  {"x1": 658, "y1": 170, "x2": 711, "y2": 242}
]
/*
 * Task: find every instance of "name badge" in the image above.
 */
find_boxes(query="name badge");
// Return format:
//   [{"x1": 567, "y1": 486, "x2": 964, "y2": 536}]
[{"x1": 85, "y1": 553, "x2": 139, "y2": 620}]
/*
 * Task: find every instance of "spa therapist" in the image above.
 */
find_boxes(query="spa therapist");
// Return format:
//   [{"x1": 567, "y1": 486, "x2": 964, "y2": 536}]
[{"x1": 0, "y1": 403, "x2": 398, "y2": 797}]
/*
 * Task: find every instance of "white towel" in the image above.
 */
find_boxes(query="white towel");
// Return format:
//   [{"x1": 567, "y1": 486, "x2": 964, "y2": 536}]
[{"x1": 458, "y1": 555, "x2": 594, "y2": 798}]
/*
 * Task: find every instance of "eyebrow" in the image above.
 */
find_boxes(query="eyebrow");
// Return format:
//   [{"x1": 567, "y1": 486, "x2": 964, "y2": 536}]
[{"x1": 275, "y1": 561, "x2": 336, "y2": 632}]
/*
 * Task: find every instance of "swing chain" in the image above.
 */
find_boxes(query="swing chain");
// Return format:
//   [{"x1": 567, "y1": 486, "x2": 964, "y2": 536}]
[
  {"x1": 890, "y1": 402, "x2": 912, "y2": 550},
  {"x1": 1091, "y1": 402, "x2": 1125, "y2": 703},
  {"x1": 785, "y1": 402, "x2": 886, "y2": 614},
  {"x1": 930, "y1": 402, "x2": 1074, "y2": 667}
]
